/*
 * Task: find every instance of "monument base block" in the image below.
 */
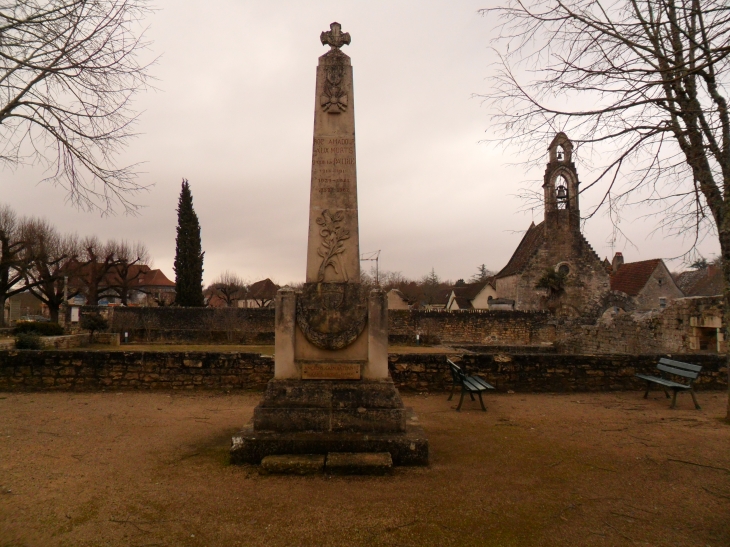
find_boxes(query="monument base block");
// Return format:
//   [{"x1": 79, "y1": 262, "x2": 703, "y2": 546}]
[
  {"x1": 230, "y1": 408, "x2": 428, "y2": 466},
  {"x1": 253, "y1": 378, "x2": 407, "y2": 433}
]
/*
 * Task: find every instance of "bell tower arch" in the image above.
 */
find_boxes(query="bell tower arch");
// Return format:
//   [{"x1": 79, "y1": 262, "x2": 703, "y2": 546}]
[{"x1": 544, "y1": 133, "x2": 580, "y2": 237}]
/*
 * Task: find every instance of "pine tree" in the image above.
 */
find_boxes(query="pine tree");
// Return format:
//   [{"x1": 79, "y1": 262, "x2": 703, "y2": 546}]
[{"x1": 173, "y1": 179, "x2": 205, "y2": 306}]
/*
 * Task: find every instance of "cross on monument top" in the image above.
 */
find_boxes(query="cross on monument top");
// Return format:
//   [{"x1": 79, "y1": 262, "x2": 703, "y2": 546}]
[{"x1": 320, "y1": 22, "x2": 351, "y2": 50}]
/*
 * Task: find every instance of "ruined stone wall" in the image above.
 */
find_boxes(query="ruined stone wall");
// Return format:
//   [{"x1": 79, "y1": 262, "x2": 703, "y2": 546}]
[
  {"x1": 0, "y1": 350, "x2": 724, "y2": 393},
  {"x1": 559, "y1": 296, "x2": 724, "y2": 354},
  {"x1": 388, "y1": 309, "x2": 555, "y2": 346}
]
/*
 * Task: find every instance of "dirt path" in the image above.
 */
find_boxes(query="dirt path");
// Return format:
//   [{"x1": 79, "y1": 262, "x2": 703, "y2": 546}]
[{"x1": 1, "y1": 390, "x2": 728, "y2": 546}]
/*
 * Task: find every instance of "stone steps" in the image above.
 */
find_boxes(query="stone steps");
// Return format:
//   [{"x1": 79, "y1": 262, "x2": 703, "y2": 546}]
[{"x1": 259, "y1": 452, "x2": 393, "y2": 475}]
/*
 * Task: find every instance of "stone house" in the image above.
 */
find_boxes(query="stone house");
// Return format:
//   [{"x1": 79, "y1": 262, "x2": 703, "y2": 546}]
[
  {"x1": 445, "y1": 279, "x2": 496, "y2": 311},
  {"x1": 609, "y1": 253, "x2": 684, "y2": 310},
  {"x1": 387, "y1": 289, "x2": 411, "y2": 310},
  {"x1": 494, "y1": 133, "x2": 610, "y2": 316}
]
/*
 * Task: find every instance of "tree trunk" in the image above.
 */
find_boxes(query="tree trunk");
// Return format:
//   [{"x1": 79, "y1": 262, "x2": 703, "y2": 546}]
[
  {"x1": 722, "y1": 233, "x2": 730, "y2": 422},
  {"x1": 0, "y1": 294, "x2": 5, "y2": 327},
  {"x1": 48, "y1": 304, "x2": 59, "y2": 324}
]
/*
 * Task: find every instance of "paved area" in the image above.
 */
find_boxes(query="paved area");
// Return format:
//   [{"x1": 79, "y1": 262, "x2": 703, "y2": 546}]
[{"x1": 0, "y1": 390, "x2": 728, "y2": 546}]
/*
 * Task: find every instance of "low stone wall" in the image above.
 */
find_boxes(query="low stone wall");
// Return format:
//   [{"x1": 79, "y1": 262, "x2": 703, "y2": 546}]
[
  {"x1": 389, "y1": 353, "x2": 727, "y2": 392},
  {"x1": 0, "y1": 350, "x2": 725, "y2": 393},
  {"x1": 2, "y1": 333, "x2": 120, "y2": 350},
  {"x1": 389, "y1": 309, "x2": 555, "y2": 346},
  {"x1": 105, "y1": 307, "x2": 557, "y2": 347},
  {"x1": 0, "y1": 351, "x2": 273, "y2": 391},
  {"x1": 41, "y1": 333, "x2": 120, "y2": 349},
  {"x1": 107, "y1": 307, "x2": 275, "y2": 344}
]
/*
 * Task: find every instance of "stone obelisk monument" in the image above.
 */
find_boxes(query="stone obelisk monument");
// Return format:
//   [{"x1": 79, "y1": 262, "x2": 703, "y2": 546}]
[{"x1": 231, "y1": 23, "x2": 428, "y2": 467}]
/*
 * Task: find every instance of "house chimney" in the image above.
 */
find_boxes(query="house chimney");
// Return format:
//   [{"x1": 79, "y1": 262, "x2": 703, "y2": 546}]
[{"x1": 612, "y1": 252, "x2": 624, "y2": 273}]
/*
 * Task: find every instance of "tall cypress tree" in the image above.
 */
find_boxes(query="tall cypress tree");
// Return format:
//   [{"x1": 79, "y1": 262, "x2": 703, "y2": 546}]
[{"x1": 174, "y1": 179, "x2": 205, "y2": 306}]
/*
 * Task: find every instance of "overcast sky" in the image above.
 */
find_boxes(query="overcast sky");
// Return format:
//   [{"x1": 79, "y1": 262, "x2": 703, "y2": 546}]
[{"x1": 0, "y1": 1, "x2": 720, "y2": 286}]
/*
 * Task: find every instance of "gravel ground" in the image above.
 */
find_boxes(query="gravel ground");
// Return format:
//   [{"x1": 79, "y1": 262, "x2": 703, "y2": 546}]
[{"x1": 0, "y1": 389, "x2": 728, "y2": 547}]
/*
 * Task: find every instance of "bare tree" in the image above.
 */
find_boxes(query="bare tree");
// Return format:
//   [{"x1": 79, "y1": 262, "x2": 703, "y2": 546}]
[
  {"x1": 25, "y1": 220, "x2": 80, "y2": 322},
  {"x1": 0, "y1": 0, "x2": 154, "y2": 214},
  {"x1": 73, "y1": 236, "x2": 118, "y2": 305},
  {"x1": 0, "y1": 205, "x2": 32, "y2": 326},
  {"x1": 207, "y1": 271, "x2": 247, "y2": 307},
  {"x1": 109, "y1": 240, "x2": 150, "y2": 305},
  {"x1": 482, "y1": 0, "x2": 730, "y2": 417}
]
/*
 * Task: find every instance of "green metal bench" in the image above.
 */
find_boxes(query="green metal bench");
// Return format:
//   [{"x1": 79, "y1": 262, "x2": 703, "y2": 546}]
[
  {"x1": 635, "y1": 358, "x2": 702, "y2": 410},
  {"x1": 447, "y1": 359, "x2": 495, "y2": 411}
]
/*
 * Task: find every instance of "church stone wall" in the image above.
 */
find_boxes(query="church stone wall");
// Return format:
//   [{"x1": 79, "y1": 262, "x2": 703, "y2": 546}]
[{"x1": 503, "y1": 245, "x2": 611, "y2": 316}]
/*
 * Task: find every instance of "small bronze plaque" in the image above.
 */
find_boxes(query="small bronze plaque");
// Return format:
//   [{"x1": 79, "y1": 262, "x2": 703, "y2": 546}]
[{"x1": 301, "y1": 363, "x2": 361, "y2": 380}]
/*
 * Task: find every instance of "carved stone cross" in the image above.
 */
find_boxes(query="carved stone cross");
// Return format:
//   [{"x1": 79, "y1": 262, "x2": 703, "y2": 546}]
[{"x1": 320, "y1": 22, "x2": 351, "y2": 49}]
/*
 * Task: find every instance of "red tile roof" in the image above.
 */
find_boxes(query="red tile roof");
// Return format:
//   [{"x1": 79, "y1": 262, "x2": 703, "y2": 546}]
[
  {"x1": 610, "y1": 259, "x2": 662, "y2": 296},
  {"x1": 136, "y1": 269, "x2": 175, "y2": 288}
]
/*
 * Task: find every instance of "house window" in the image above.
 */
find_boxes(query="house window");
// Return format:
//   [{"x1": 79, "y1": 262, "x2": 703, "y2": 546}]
[
  {"x1": 557, "y1": 263, "x2": 570, "y2": 275},
  {"x1": 659, "y1": 297, "x2": 667, "y2": 309}
]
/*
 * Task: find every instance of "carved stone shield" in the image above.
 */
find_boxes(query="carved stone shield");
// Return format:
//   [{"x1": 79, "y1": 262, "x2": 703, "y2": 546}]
[{"x1": 296, "y1": 283, "x2": 368, "y2": 350}]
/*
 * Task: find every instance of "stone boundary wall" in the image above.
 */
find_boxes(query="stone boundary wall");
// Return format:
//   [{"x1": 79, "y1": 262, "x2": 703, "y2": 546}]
[
  {"x1": 0, "y1": 351, "x2": 724, "y2": 393},
  {"x1": 0, "y1": 351, "x2": 274, "y2": 391},
  {"x1": 1, "y1": 333, "x2": 120, "y2": 350},
  {"x1": 388, "y1": 353, "x2": 727, "y2": 392},
  {"x1": 106, "y1": 307, "x2": 275, "y2": 344},
  {"x1": 105, "y1": 307, "x2": 556, "y2": 347},
  {"x1": 389, "y1": 309, "x2": 555, "y2": 345}
]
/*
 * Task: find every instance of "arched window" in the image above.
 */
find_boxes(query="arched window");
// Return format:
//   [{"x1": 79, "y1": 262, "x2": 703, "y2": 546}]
[
  {"x1": 555, "y1": 174, "x2": 568, "y2": 209},
  {"x1": 557, "y1": 144, "x2": 567, "y2": 161}
]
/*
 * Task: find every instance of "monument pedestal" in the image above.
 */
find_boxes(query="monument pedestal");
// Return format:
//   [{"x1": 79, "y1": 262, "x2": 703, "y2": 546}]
[
  {"x1": 230, "y1": 22, "x2": 427, "y2": 467},
  {"x1": 231, "y1": 408, "x2": 428, "y2": 466},
  {"x1": 230, "y1": 288, "x2": 429, "y2": 466}
]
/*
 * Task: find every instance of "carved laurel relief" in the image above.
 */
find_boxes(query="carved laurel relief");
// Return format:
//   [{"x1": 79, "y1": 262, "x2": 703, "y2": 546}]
[{"x1": 316, "y1": 209, "x2": 350, "y2": 282}]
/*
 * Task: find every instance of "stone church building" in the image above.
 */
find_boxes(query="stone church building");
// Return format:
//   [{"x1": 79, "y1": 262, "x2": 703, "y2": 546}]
[{"x1": 494, "y1": 133, "x2": 611, "y2": 316}]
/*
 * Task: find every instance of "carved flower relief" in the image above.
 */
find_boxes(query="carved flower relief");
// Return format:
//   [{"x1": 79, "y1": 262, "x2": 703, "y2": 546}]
[
  {"x1": 316, "y1": 209, "x2": 350, "y2": 282},
  {"x1": 320, "y1": 66, "x2": 348, "y2": 113}
]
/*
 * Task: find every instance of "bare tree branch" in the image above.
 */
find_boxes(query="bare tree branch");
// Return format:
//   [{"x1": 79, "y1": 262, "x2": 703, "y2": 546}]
[{"x1": 0, "y1": 0, "x2": 156, "y2": 214}]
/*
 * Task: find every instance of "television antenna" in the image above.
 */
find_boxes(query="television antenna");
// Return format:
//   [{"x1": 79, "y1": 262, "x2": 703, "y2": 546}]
[{"x1": 360, "y1": 250, "x2": 381, "y2": 285}]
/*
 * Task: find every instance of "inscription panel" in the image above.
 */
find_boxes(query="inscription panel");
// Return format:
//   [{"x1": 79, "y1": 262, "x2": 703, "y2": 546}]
[
  {"x1": 312, "y1": 137, "x2": 356, "y2": 198},
  {"x1": 301, "y1": 363, "x2": 361, "y2": 380}
]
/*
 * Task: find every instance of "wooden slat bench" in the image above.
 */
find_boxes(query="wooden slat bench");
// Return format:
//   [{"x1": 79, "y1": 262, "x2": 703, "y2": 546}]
[
  {"x1": 635, "y1": 358, "x2": 702, "y2": 410},
  {"x1": 447, "y1": 359, "x2": 495, "y2": 411}
]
